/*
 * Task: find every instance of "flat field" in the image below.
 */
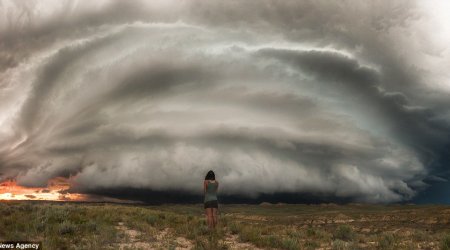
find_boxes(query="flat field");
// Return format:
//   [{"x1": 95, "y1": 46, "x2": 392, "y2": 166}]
[{"x1": 0, "y1": 201, "x2": 449, "y2": 249}]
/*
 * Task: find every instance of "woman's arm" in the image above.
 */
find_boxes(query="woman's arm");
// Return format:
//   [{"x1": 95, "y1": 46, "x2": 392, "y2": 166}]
[{"x1": 204, "y1": 180, "x2": 207, "y2": 194}]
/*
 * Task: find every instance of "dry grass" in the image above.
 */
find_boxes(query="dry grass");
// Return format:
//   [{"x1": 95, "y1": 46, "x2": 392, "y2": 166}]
[{"x1": 0, "y1": 201, "x2": 449, "y2": 249}]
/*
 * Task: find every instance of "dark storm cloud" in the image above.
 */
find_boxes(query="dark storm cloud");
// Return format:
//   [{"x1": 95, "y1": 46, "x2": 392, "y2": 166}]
[
  {"x1": 0, "y1": 0, "x2": 449, "y2": 203},
  {"x1": 19, "y1": 31, "x2": 123, "y2": 133},
  {"x1": 0, "y1": 0, "x2": 179, "y2": 72},
  {"x1": 258, "y1": 48, "x2": 450, "y2": 163}
]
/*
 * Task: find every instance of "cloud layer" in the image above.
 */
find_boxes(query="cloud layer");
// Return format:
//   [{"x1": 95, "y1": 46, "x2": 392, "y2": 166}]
[{"x1": 1, "y1": 0, "x2": 449, "y2": 203}]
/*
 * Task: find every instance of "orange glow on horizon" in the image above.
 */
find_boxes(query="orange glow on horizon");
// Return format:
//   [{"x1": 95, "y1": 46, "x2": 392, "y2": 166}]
[
  {"x1": 0, "y1": 177, "x2": 88, "y2": 201},
  {"x1": 0, "y1": 177, "x2": 141, "y2": 203}
]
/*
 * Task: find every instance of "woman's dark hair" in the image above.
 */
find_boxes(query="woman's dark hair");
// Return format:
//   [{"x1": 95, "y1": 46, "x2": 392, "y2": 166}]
[{"x1": 205, "y1": 170, "x2": 215, "y2": 180}]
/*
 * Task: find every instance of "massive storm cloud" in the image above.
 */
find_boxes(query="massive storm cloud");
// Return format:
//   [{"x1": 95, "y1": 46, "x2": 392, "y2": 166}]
[{"x1": 1, "y1": 0, "x2": 449, "y2": 203}]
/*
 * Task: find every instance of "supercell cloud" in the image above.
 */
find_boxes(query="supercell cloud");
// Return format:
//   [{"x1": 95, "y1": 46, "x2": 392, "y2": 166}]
[{"x1": 0, "y1": 0, "x2": 449, "y2": 203}]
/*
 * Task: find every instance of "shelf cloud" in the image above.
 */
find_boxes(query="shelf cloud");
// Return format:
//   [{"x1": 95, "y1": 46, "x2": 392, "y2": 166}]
[{"x1": 1, "y1": 0, "x2": 449, "y2": 203}]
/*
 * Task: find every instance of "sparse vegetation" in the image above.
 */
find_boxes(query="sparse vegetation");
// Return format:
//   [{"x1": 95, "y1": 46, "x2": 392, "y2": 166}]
[
  {"x1": 0, "y1": 201, "x2": 448, "y2": 249},
  {"x1": 378, "y1": 232, "x2": 397, "y2": 250},
  {"x1": 334, "y1": 224, "x2": 355, "y2": 241},
  {"x1": 442, "y1": 234, "x2": 450, "y2": 250},
  {"x1": 58, "y1": 221, "x2": 77, "y2": 235},
  {"x1": 332, "y1": 239, "x2": 346, "y2": 250}
]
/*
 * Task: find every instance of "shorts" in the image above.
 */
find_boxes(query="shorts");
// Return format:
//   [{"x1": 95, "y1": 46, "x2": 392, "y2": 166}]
[{"x1": 204, "y1": 200, "x2": 218, "y2": 209}]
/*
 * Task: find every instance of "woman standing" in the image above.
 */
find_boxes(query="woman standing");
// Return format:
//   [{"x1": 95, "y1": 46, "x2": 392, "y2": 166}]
[{"x1": 204, "y1": 170, "x2": 219, "y2": 230}]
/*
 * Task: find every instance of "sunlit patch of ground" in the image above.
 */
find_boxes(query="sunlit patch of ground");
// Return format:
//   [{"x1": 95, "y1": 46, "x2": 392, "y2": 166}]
[{"x1": 0, "y1": 201, "x2": 449, "y2": 249}]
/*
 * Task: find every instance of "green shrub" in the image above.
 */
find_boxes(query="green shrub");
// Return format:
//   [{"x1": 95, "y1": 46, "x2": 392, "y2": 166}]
[
  {"x1": 282, "y1": 237, "x2": 300, "y2": 250},
  {"x1": 264, "y1": 235, "x2": 280, "y2": 248},
  {"x1": 306, "y1": 227, "x2": 316, "y2": 237},
  {"x1": 240, "y1": 226, "x2": 261, "y2": 243},
  {"x1": 228, "y1": 222, "x2": 240, "y2": 234},
  {"x1": 145, "y1": 214, "x2": 158, "y2": 226},
  {"x1": 334, "y1": 225, "x2": 354, "y2": 241},
  {"x1": 378, "y1": 232, "x2": 397, "y2": 250},
  {"x1": 332, "y1": 239, "x2": 346, "y2": 250},
  {"x1": 441, "y1": 234, "x2": 450, "y2": 250}
]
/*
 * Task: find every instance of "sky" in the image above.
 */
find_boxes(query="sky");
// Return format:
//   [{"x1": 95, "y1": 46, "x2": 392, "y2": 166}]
[{"x1": 0, "y1": 0, "x2": 449, "y2": 204}]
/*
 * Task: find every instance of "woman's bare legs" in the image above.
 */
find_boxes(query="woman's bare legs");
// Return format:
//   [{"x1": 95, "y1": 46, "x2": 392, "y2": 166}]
[
  {"x1": 205, "y1": 208, "x2": 213, "y2": 229},
  {"x1": 205, "y1": 208, "x2": 209, "y2": 228},
  {"x1": 212, "y1": 208, "x2": 218, "y2": 228}
]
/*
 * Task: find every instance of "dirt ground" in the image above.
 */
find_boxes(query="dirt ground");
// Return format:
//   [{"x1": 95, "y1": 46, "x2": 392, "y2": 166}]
[{"x1": 1, "y1": 201, "x2": 450, "y2": 249}]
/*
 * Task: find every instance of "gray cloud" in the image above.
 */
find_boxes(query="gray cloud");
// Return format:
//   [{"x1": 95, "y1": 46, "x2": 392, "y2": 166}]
[
  {"x1": 258, "y1": 48, "x2": 450, "y2": 162},
  {"x1": 0, "y1": 0, "x2": 449, "y2": 203}
]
